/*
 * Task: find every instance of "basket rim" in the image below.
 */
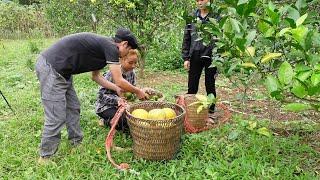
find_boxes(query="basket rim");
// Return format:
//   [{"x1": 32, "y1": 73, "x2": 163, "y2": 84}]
[{"x1": 126, "y1": 101, "x2": 186, "y2": 122}]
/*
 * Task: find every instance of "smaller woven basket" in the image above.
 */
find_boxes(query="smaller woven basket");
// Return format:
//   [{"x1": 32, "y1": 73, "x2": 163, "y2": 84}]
[
  {"x1": 126, "y1": 101, "x2": 185, "y2": 160},
  {"x1": 184, "y1": 94, "x2": 208, "y2": 129}
]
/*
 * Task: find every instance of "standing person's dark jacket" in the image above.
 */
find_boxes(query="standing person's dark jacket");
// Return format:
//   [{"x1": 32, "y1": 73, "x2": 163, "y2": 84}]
[
  {"x1": 181, "y1": 8, "x2": 221, "y2": 114},
  {"x1": 182, "y1": 9, "x2": 220, "y2": 61}
]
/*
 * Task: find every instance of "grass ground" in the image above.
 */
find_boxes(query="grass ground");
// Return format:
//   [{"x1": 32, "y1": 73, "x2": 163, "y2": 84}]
[{"x1": 0, "y1": 39, "x2": 319, "y2": 179}]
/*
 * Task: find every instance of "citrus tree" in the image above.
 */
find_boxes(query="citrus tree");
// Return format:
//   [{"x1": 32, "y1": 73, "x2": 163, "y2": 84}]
[
  {"x1": 186, "y1": 0, "x2": 320, "y2": 112},
  {"x1": 104, "y1": 0, "x2": 192, "y2": 76},
  {"x1": 41, "y1": 0, "x2": 106, "y2": 34}
]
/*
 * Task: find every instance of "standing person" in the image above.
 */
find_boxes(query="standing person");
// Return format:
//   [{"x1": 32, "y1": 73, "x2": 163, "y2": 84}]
[
  {"x1": 35, "y1": 28, "x2": 148, "y2": 163},
  {"x1": 182, "y1": 0, "x2": 219, "y2": 115},
  {"x1": 95, "y1": 49, "x2": 139, "y2": 133}
]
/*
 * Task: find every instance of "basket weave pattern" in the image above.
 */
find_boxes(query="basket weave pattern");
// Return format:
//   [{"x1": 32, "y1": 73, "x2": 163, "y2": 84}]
[
  {"x1": 126, "y1": 101, "x2": 185, "y2": 160},
  {"x1": 184, "y1": 95, "x2": 208, "y2": 129}
]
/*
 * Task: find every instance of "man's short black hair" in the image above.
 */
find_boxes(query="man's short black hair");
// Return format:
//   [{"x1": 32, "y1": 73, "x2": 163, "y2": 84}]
[{"x1": 114, "y1": 28, "x2": 139, "y2": 49}]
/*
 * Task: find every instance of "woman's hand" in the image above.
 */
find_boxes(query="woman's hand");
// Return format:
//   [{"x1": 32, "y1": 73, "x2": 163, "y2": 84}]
[
  {"x1": 115, "y1": 86, "x2": 124, "y2": 97},
  {"x1": 136, "y1": 89, "x2": 149, "y2": 100},
  {"x1": 184, "y1": 60, "x2": 190, "y2": 71}
]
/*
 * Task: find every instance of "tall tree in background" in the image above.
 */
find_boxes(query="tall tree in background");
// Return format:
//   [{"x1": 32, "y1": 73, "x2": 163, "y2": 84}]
[{"x1": 105, "y1": 0, "x2": 193, "y2": 77}]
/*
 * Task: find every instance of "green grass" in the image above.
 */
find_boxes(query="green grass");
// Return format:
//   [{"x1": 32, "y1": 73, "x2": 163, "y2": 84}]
[{"x1": 0, "y1": 39, "x2": 319, "y2": 179}]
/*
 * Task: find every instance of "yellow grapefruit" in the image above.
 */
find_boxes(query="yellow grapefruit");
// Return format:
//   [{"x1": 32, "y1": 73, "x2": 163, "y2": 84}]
[
  {"x1": 162, "y1": 108, "x2": 177, "y2": 120},
  {"x1": 148, "y1": 109, "x2": 166, "y2": 120},
  {"x1": 131, "y1": 109, "x2": 149, "y2": 119}
]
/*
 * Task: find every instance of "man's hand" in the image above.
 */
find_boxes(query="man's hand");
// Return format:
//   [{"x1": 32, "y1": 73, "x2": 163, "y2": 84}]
[
  {"x1": 109, "y1": 64, "x2": 143, "y2": 95},
  {"x1": 92, "y1": 70, "x2": 121, "y2": 93},
  {"x1": 184, "y1": 60, "x2": 190, "y2": 71}
]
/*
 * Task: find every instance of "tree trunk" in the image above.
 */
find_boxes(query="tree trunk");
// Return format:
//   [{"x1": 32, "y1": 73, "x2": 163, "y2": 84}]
[{"x1": 138, "y1": 45, "x2": 146, "y2": 78}]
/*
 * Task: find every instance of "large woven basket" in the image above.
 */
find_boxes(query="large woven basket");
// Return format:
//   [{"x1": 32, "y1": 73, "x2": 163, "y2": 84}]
[
  {"x1": 126, "y1": 101, "x2": 185, "y2": 160},
  {"x1": 184, "y1": 94, "x2": 208, "y2": 129}
]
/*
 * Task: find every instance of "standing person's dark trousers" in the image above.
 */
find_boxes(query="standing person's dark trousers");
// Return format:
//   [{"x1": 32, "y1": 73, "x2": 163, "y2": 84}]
[{"x1": 187, "y1": 51, "x2": 217, "y2": 113}]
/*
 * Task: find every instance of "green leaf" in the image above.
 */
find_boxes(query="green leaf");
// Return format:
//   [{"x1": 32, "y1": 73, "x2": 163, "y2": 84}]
[
  {"x1": 313, "y1": 31, "x2": 320, "y2": 47},
  {"x1": 291, "y1": 26, "x2": 308, "y2": 46},
  {"x1": 228, "y1": 130, "x2": 239, "y2": 140},
  {"x1": 278, "y1": 27, "x2": 291, "y2": 37},
  {"x1": 266, "y1": 7, "x2": 280, "y2": 25},
  {"x1": 297, "y1": 70, "x2": 312, "y2": 81},
  {"x1": 265, "y1": 75, "x2": 280, "y2": 93},
  {"x1": 278, "y1": 61, "x2": 293, "y2": 85},
  {"x1": 230, "y1": 18, "x2": 240, "y2": 33},
  {"x1": 311, "y1": 73, "x2": 320, "y2": 86},
  {"x1": 244, "y1": 0, "x2": 258, "y2": 17},
  {"x1": 285, "y1": 18, "x2": 296, "y2": 28},
  {"x1": 223, "y1": 19, "x2": 233, "y2": 33},
  {"x1": 207, "y1": 93, "x2": 215, "y2": 102},
  {"x1": 227, "y1": 7, "x2": 237, "y2": 15},
  {"x1": 268, "y1": 1, "x2": 276, "y2": 11},
  {"x1": 265, "y1": 27, "x2": 276, "y2": 38},
  {"x1": 257, "y1": 127, "x2": 271, "y2": 137},
  {"x1": 287, "y1": 6, "x2": 300, "y2": 21},
  {"x1": 309, "y1": 54, "x2": 320, "y2": 66},
  {"x1": 271, "y1": 90, "x2": 284, "y2": 100},
  {"x1": 296, "y1": 13, "x2": 308, "y2": 27},
  {"x1": 308, "y1": 86, "x2": 320, "y2": 96},
  {"x1": 291, "y1": 80, "x2": 307, "y2": 98},
  {"x1": 261, "y1": 53, "x2": 282, "y2": 63},
  {"x1": 258, "y1": 20, "x2": 270, "y2": 34},
  {"x1": 245, "y1": 46, "x2": 255, "y2": 57},
  {"x1": 295, "y1": 0, "x2": 307, "y2": 11},
  {"x1": 205, "y1": 168, "x2": 217, "y2": 178},
  {"x1": 247, "y1": 121, "x2": 257, "y2": 130},
  {"x1": 241, "y1": 62, "x2": 256, "y2": 68},
  {"x1": 245, "y1": 30, "x2": 256, "y2": 46},
  {"x1": 235, "y1": 38, "x2": 246, "y2": 51},
  {"x1": 295, "y1": 64, "x2": 311, "y2": 72},
  {"x1": 284, "y1": 103, "x2": 311, "y2": 112},
  {"x1": 305, "y1": 30, "x2": 314, "y2": 50},
  {"x1": 237, "y1": 0, "x2": 248, "y2": 5}
]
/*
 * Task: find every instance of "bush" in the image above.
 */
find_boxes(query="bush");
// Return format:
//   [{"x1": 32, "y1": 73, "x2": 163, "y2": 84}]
[
  {"x1": 146, "y1": 27, "x2": 184, "y2": 71},
  {"x1": 0, "y1": 1, "x2": 52, "y2": 39},
  {"x1": 42, "y1": 0, "x2": 107, "y2": 35}
]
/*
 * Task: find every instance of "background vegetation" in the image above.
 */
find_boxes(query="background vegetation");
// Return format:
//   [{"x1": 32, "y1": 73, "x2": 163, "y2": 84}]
[
  {"x1": 0, "y1": 0, "x2": 195, "y2": 70},
  {"x1": 0, "y1": 0, "x2": 319, "y2": 179}
]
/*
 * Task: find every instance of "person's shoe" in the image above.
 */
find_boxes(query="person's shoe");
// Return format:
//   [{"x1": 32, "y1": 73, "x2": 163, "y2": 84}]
[
  {"x1": 98, "y1": 119, "x2": 105, "y2": 127},
  {"x1": 37, "y1": 156, "x2": 55, "y2": 166},
  {"x1": 207, "y1": 112, "x2": 218, "y2": 124}
]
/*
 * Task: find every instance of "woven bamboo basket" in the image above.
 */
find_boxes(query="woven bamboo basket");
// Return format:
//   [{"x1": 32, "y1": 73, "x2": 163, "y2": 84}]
[
  {"x1": 184, "y1": 94, "x2": 208, "y2": 129},
  {"x1": 126, "y1": 101, "x2": 185, "y2": 160}
]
